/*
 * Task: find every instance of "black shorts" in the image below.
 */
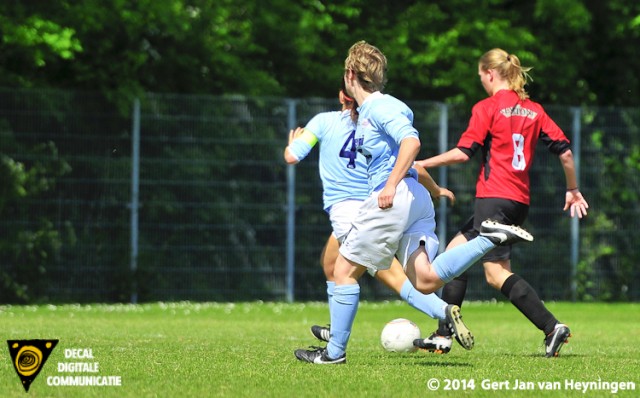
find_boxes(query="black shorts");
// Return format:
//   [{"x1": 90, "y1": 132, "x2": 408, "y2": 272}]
[{"x1": 459, "y1": 198, "x2": 529, "y2": 262}]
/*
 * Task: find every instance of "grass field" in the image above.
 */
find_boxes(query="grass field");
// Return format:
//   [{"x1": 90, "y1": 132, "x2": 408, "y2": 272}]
[{"x1": 1, "y1": 301, "x2": 638, "y2": 397}]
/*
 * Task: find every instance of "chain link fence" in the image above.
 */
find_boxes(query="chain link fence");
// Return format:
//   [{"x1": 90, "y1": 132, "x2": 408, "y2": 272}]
[{"x1": 0, "y1": 88, "x2": 637, "y2": 303}]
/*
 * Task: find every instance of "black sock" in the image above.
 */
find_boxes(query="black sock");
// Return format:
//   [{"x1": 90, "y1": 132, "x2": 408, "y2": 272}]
[
  {"x1": 501, "y1": 274, "x2": 558, "y2": 335},
  {"x1": 436, "y1": 273, "x2": 468, "y2": 336}
]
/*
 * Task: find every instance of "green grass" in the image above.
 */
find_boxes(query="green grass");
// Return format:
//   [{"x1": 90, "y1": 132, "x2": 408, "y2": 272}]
[{"x1": 1, "y1": 301, "x2": 638, "y2": 397}]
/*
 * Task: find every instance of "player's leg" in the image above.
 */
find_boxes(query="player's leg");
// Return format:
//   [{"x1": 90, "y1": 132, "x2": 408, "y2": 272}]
[
  {"x1": 404, "y1": 242, "x2": 476, "y2": 350},
  {"x1": 324, "y1": 182, "x2": 415, "y2": 361},
  {"x1": 407, "y1": 235, "x2": 494, "y2": 293},
  {"x1": 408, "y1": 229, "x2": 533, "y2": 352},
  {"x1": 436, "y1": 213, "x2": 484, "y2": 316},
  {"x1": 327, "y1": 255, "x2": 367, "y2": 358},
  {"x1": 396, "y1": 225, "x2": 475, "y2": 350},
  {"x1": 376, "y1": 258, "x2": 447, "y2": 320},
  {"x1": 405, "y1": 222, "x2": 532, "y2": 293},
  {"x1": 412, "y1": 231, "x2": 528, "y2": 353},
  {"x1": 296, "y1": 190, "x2": 401, "y2": 364},
  {"x1": 309, "y1": 234, "x2": 339, "y2": 342},
  {"x1": 320, "y1": 233, "x2": 338, "y2": 302},
  {"x1": 480, "y1": 198, "x2": 570, "y2": 357},
  {"x1": 426, "y1": 233, "x2": 472, "y2": 353},
  {"x1": 399, "y1": 179, "x2": 514, "y2": 294},
  {"x1": 418, "y1": 199, "x2": 536, "y2": 353},
  {"x1": 483, "y1": 259, "x2": 571, "y2": 357},
  {"x1": 483, "y1": 259, "x2": 512, "y2": 288},
  {"x1": 439, "y1": 234, "x2": 471, "y2": 309},
  {"x1": 309, "y1": 200, "x2": 364, "y2": 342},
  {"x1": 294, "y1": 253, "x2": 365, "y2": 365}
]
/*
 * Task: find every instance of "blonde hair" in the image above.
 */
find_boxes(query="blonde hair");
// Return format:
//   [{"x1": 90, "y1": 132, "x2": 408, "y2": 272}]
[
  {"x1": 479, "y1": 48, "x2": 532, "y2": 100},
  {"x1": 344, "y1": 40, "x2": 387, "y2": 92}
]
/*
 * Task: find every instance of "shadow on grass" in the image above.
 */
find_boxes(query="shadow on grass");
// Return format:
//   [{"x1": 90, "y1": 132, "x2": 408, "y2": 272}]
[
  {"x1": 495, "y1": 353, "x2": 584, "y2": 359},
  {"x1": 381, "y1": 355, "x2": 473, "y2": 368},
  {"x1": 415, "y1": 361, "x2": 474, "y2": 368}
]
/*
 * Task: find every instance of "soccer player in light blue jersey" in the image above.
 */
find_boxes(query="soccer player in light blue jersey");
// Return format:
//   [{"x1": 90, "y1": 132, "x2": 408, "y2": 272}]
[
  {"x1": 284, "y1": 84, "x2": 466, "y2": 344},
  {"x1": 295, "y1": 41, "x2": 534, "y2": 365}
]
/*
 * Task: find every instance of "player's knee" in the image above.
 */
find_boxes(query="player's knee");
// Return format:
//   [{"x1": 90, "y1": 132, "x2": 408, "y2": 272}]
[
  {"x1": 485, "y1": 270, "x2": 511, "y2": 290},
  {"x1": 486, "y1": 276, "x2": 502, "y2": 290},
  {"x1": 414, "y1": 274, "x2": 440, "y2": 294},
  {"x1": 484, "y1": 269, "x2": 500, "y2": 288}
]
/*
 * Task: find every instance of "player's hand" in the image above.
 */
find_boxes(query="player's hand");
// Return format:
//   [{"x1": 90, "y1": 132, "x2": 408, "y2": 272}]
[
  {"x1": 563, "y1": 190, "x2": 589, "y2": 218},
  {"x1": 434, "y1": 188, "x2": 456, "y2": 206},
  {"x1": 414, "y1": 159, "x2": 427, "y2": 169},
  {"x1": 288, "y1": 127, "x2": 305, "y2": 145},
  {"x1": 378, "y1": 185, "x2": 396, "y2": 209}
]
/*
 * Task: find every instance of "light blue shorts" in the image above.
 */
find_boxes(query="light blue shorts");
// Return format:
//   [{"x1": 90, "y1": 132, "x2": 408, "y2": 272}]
[
  {"x1": 339, "y1": 177, "x2": 438, "y2": 272},
  {"x1": 329, "y1": 199, "x2": 365, "y2": 244}
]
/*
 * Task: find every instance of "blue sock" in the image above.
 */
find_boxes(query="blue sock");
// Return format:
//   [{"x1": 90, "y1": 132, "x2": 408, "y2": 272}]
[
  {"x1": 399, "y1": 279, "x2": 447, "y2": 320},
  {"x1": 326, "y1": 281, "x2": 335, "y2": 313},
  {"x1": 327, "y1": 284, "x2": 360, "y2": 359},
  {"x1": 434, "y1": 237, "x2": 495, "y2": 283}
]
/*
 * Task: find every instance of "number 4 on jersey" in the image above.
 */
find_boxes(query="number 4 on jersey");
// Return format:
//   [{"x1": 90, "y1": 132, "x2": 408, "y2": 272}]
[{"x1": 339, "y1": 130, "x2": 358, "y2": 169}]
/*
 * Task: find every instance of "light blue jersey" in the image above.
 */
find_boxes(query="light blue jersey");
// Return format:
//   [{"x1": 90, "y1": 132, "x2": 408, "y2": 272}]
[
  {"x1": 354, "y1": 92, "x2": 419, "y2": 191},
  {"x1": 287, "y1": 110, "x2": 369, "y2": 210}
]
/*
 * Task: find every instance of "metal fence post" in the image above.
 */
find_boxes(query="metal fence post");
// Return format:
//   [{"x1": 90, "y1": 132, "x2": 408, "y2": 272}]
[
  {"x1": 285, "y1": 99, "x2": 297, "y2": 302},
  {"x1": 130, "y1": 98, "x2": 140, "y2": 304},
  {"x1": 437, "y1": 103, "x2": 449, "y2": 253},
  {"x1": 570, "y1": 107, "x2": 582, "y2": 302}
]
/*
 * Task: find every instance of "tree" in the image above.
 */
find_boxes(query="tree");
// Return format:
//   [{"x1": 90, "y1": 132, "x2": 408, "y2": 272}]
[
  {"x1": 1, "y1": 1, "x2": 638, "y2": 106},
  {"x1": 0, "y1": 140, "x2": 71, "y2": 302}
]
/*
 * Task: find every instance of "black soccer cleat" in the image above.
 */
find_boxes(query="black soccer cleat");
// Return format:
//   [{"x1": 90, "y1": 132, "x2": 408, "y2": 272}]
[
  {"x1": 413, "y1": 332, "x2": 453, "y2": 354},
  {"x1": 294, "y1": 346, "x2": 346, "y2": 365},
  {"x1": 310, "y1": 325, "x2": 330, "y2": 342},
  {"x1": 545, "y1": 323, "x2": 571, "y2": 357},
  {"x1": 480, "y1": 219, "x2": 534, "y2": 246}
]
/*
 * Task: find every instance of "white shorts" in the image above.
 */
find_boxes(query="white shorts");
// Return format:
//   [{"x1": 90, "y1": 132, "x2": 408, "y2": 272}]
[
  {"x1": 339, "y1": 177, "x2": 438, "y2": 272},
  {"x1": 328, "y1": 199, "x2": 364, "y2": 244}
]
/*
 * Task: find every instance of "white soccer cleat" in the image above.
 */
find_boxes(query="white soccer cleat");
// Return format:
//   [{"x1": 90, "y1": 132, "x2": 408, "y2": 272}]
[{"x1": 480, "y1": 219, "x2": 534, "y2": 245}]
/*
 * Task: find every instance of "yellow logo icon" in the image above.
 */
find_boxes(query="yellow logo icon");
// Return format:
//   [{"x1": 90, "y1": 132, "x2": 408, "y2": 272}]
[{"x1": 7, "y1": 339, "x2": 59, "y2": 392}]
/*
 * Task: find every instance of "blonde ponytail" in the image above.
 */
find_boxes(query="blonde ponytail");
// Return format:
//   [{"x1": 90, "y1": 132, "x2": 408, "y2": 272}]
[{"x1": 480, "y1": 48, "x2": 532, "y2": 100}]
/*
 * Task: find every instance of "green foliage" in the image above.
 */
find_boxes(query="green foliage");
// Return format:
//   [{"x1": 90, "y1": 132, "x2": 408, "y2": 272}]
[
  {"x1": 0, "y1": 1, "x2": 638, "y2": 106},
  {"x1": 1, "y1": 16, "x2": 82, "y2": 66},
  {"x1": 133, "y1": 95, "x2": 291, "y2": 301},
  {"x1": 575, "y1": 107, "x2": 640, "y2": 301},
  {"x1": 0, "y1": 140, "x2": 71, "y2": 303}
]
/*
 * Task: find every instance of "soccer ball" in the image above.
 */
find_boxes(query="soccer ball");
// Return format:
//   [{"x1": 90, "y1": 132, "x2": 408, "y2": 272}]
[{"x1": 380, "y1": 318, "x2": 421, "y2": 353}]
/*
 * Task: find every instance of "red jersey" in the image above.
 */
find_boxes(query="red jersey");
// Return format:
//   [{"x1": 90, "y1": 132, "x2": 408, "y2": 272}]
[{"x1": 457, "y1": 90, "x2": 570, "y2": 205}]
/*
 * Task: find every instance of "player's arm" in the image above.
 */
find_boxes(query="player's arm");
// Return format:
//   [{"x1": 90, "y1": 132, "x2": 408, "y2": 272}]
[
  {"x1": 415, "y1": 147, "x2": 470, "y2": 169},
  {"x1": 559, "y1": 149, "x2": 589, "y2": 218},
  {"x1": 283, "y1": 127, "x2": 318, "y2": 164},
  {"x1": 412, "y1": 163, "x2": 455, "y2": 205},
  {"x1": 378, "y1": 136, "x2": 420, "y2": 209},
  {"x1": 540, "y1": 115, "x2": 589, "y2": 219}
]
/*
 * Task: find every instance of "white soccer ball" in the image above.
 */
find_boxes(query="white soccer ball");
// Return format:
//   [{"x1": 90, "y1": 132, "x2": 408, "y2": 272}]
[{"x1": 380, "y1": 318, "x2": 421, "y2": 353}]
